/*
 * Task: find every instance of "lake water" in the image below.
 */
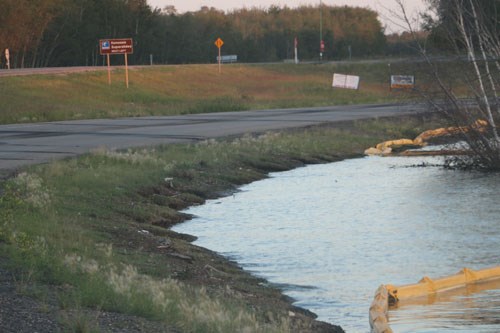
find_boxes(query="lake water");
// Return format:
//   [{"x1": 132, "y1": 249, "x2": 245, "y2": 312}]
[{"x1": 172, "y1": 156, "x2": 500, "y2": 332}]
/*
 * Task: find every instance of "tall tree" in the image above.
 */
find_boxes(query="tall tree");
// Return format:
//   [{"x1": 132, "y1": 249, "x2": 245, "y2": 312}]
[
  {"x1": 401, "y1": 0, "x2": 500, "y2": 169},
  {"x1": 0, "y1": 0, "x2": 63, "y2": 67}
]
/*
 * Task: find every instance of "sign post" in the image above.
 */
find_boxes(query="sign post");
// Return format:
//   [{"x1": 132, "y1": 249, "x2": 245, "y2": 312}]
[
  {"x1": 5, "y1": 49, "x2": 10, "y2": 70},
  {"x1": 294, "y1": 37, "x2": 299, "y2": 64},
  {"x1": 214, "y1": 37, "x2": 224, "y2": 74},
  {"x1": 99, "y1": 38, "x2": 133, "y2": 87},
  {"x1": 124, "y1": 53, "x2": 129, "y2": 88},
  {"x1": 106, "y1": 54, "x2": 111, "y2": 85}
]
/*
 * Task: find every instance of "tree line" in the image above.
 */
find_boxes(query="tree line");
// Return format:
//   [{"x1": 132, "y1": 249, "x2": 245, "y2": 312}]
[
  {"x1": 0, "y1": 1, "x2": 389, "y2": 68},
  {"x1": 416, "y1": 0, "x2": 500, "y2": 170}
]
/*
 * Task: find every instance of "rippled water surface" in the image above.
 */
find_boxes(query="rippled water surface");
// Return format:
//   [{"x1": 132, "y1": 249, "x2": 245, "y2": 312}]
[{"x1": 172, "y1": 156, "x2": 500, "y2": 332}]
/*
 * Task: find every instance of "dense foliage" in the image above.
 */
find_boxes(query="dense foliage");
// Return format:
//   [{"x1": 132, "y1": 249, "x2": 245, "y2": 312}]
[
  {"x1": 0, "y1": 1, "x2": 387, "y2": 68},
  {"x1": 424, "y1": 0, "x2": 500, "y2": 51}
]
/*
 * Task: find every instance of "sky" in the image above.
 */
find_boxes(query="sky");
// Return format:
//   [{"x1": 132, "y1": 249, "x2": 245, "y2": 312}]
[{"x1": 147, "y1": 0, "x2": 428, "y2": 33}]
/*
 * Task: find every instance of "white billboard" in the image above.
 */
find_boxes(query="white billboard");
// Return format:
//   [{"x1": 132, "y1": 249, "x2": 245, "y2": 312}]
[{"x1": 332, "y1": 73, "x2": 360, "y2": 90}]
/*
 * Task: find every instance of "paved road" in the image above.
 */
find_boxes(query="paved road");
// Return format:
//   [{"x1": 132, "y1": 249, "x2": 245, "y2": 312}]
[
  {"x1": 0, "y1": 103, "x2": 422, "y2": 175},
  {"x1": 0, "y1": 66, "x2": 112, "y2": 77}
]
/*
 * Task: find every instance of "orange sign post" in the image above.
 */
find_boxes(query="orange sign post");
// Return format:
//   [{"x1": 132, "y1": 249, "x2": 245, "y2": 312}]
[
  {"x1": 99, "y1": 38, "x2": 133, "y2": 87},
  {"x1": 106, "y1": 54, "x2": 111, "y2": 84},
  {"x1": 214, "y1": 37, "x2": 224, "y2": 74}
]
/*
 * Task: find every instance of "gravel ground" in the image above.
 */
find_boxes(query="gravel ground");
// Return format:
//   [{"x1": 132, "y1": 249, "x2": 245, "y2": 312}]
[
  {"x1": 0, "y1": 264, "x2": 59, "y2": 333},
  {"x1": 0, "y1": 262, "x2": 180, "y2": 332}
]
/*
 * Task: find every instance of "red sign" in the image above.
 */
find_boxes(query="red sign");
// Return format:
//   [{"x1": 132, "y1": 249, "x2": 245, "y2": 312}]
[
  {"x1": 99, "y1": 39, "x2": 133, "y2": 55},
  {"x1": 320, "y1": 40, "x2": 325, "y2": 53},
  {"x1": 214, "y1": 38, "x2": 224, "y2": 49}
]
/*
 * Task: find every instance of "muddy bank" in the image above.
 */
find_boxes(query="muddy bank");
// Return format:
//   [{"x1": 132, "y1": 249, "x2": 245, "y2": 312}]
[{"x1": 133, "y1": 150, "x2": 350, "y2": 332}]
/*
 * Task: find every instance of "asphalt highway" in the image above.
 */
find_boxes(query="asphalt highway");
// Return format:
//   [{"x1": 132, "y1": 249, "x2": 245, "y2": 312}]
[
  {"x1": 0, "y1": 66, "x2": 111, "y2": 77},
  {"x1": 0, "y1": 103, "x2": 422, "y2": 176}
]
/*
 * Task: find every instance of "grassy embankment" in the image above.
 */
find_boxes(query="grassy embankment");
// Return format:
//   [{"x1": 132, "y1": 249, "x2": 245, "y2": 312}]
[
  {"x1": 0, "y1": 62, "x2": 417, "y2": 124},
  {"x1": 0, "y1": 63, "x2": 440, "y2": 332}
]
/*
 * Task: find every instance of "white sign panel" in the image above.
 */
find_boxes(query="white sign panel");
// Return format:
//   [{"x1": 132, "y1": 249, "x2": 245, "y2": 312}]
[
  {"x1": 390, "y1": 75, "x2": 415, "y2": 89},
  {"x1": 216, "y1": 55, "x2": 237, "y2": 63},
  {"x1": 332, "y1": 73, "x2": 360, "y2": 90}
]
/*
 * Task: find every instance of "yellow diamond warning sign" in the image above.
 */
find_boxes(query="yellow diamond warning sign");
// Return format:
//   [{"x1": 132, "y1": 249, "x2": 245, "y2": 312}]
[{"x1": 214, "y1": 38, "x2": 224, "y2": 48}]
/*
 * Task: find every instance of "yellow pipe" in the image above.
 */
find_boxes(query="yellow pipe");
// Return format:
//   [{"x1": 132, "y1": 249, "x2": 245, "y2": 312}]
[
  {"x1": 387, "y1": 266, "x2": 500, "y2": 303},
  {"x1": 371, "y1": 266, "x2": 500, "y2": 332},
  {"x1": 365, "y1": 119, "x2": 489, "y2": 156}
]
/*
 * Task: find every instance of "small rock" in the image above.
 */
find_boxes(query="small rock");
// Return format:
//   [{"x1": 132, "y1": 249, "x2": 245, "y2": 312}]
[{"x1": 157, "y1": 237, "x2": 172, "y2": 247}]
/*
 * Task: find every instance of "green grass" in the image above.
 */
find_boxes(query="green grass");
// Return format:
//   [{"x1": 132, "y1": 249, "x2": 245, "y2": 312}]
[
  {"x1": 0, "y1": 115, "x2": 441, "y2": 331},
  {"x1": 0, "y1": 62, "x2": 425, "y2": 124}
]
